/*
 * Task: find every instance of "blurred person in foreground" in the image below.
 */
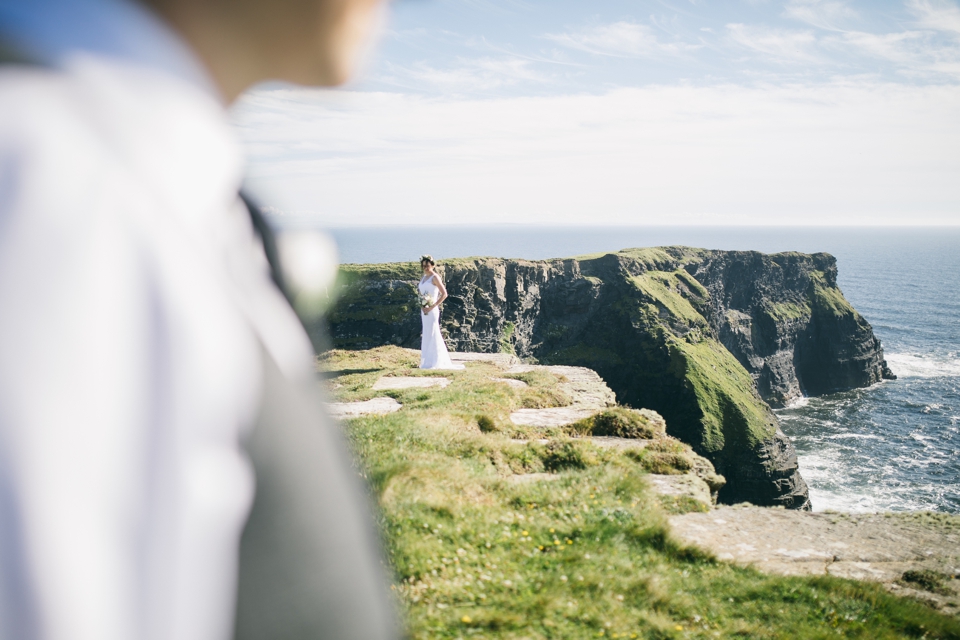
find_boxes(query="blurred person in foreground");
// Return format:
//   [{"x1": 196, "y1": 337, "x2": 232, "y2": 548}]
[{"x1": 0, "y1": 0, "x2": 398, "y2": 639}]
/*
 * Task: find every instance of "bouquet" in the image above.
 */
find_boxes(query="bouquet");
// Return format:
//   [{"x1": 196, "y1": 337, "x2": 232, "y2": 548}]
[{"x1": 419, "y1": 291, "x2": 436, "y2": 309}]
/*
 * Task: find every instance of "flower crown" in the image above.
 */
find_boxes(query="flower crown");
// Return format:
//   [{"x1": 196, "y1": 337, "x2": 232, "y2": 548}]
[{"x1": 420, "y1": 254, "x2": 435, "y2": 265}]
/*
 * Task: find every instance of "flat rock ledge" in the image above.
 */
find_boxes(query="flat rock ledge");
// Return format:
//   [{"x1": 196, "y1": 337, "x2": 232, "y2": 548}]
[
  {"x1": 409, "y1": 351, "x2": 617, "y2": 427},
  {"x1": 493, "y1": 377, "x2": 529, "y2": 389},
  {"x1": 505, "y1": 362, "x2": 617, "y2": 427},
  {"x1": 648, "y1": 475, "x2": 714, "y2": 507},
  {"x1": 510, "y1": 407, "x2": 598, "y2": 428},
  {"x1": 372, "y1": 376, "x2": 450, "y2": 390},
  {"x1": 506, "y1": 363, "x2": 617, "y2": 411},
  {"x1": 327, "y1": 397, "x2": 402, "y2": 419},
  {"x1": 387, "y1": 351, "x2": 719, "y2": 510},
  {"x1": 585, "y1": 436, "x2": 652, "y2": 450},
  {"x1": 670, "y1": 506, "x2": 960, "y2": 616},
  {"x1": 449, "y1": 352, "x2": 520, "y2": 367}
]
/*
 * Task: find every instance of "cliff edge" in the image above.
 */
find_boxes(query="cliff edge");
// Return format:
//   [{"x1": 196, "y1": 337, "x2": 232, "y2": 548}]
[{"x1": 321, "y1": 247, "x2": 894, "y2": 510}]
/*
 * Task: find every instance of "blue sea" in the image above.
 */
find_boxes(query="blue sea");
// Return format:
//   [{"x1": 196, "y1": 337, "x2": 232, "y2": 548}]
[{"x1": 322, "y1": 226, "x2": 960, "y2": 514}]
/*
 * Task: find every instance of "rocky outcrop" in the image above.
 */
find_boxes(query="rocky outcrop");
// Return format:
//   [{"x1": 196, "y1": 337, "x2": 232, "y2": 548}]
[
  {"x1": 320, "y1": 247, "x2": 894, "y2": 510},
  {"x1": 684, "y1": 250, "x2": 895, "y2": 406}
]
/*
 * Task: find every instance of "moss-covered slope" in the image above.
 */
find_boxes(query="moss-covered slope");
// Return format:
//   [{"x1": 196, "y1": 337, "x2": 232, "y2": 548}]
[{"x1": 320, "y1": 247, "x2": 893, "y2": 509}]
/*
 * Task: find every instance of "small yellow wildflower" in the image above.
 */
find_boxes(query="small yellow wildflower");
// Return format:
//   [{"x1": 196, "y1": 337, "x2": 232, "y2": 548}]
[
  {"x1": 461, "y1": 615, "x2": 472, "y2": 624},
  {"x1": 675, "y1": 625, "x2": 684, "y2": 631},
  {"x1": 549, "y1": 528, "x2": 555, "y2": 533},
  {"x1": 522, "y1": 531, "x2": 529, "y2": 536}
]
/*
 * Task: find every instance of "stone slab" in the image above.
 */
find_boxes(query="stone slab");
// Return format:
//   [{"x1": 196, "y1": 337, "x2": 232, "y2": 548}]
[
  {"x1": 647, "y1": 474, "x2": 713, "y2": 509},
  {"x1": 493, "y1": 377, "x2": 529, "y2": 389},
  {"x1": 449, "y1": 352, "x2": 521, "y2": 366},
  {"x1": 506, "y1": 364, "x2": 616, "y2": 410},
  {"x1": 509, "y1": 407, "x2": 598, "y2": 428},
  {"x1": 585, "y1": 436, "x2": 652, "y2": 449},
  {"x1": 326, "y1": 397, "x2": 402, "y2": 419},
  {"x1": 545, "y1": 365, "x2": 618, "y2": 409},
  {"x1": 670, "y1": 506, "x2": 960, "y2": 616},
  {"x1": 372, "y1": 376, "x2": 450, "y2": 390}
]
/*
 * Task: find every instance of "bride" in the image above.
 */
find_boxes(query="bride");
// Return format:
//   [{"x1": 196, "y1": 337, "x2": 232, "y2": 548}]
[{"x1": 418, "y1": 255, "x2": 464, "y2": 370}]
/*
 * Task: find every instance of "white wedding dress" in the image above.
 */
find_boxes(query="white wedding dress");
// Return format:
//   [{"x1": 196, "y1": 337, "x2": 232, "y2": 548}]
[{"x1": 419, "y1": 274, "x2": 464, "y2": 370}]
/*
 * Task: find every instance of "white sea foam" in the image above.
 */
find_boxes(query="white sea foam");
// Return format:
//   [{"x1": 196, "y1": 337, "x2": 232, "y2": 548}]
[
  {"x1": 808, "y1": 490, "x2": 885, "y2": 514},
  {"x1": 885, "y1": 352, "x2": 960, "y2": 378},
  {"x1": 784, "y1": 396, "x2": 810, "y2": 409}
]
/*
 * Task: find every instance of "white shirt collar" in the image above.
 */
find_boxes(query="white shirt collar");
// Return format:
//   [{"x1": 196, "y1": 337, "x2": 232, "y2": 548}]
[{"x1": 0, "y1": 0, "x2": 217, "y2": 97}]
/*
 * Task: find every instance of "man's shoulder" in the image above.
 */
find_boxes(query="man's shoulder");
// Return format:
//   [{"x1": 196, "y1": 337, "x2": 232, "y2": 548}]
[
  {"x1": 0, "y1": 66, "x2": 73, "y2": 109},
  {"x1": 0, "y1": 66, "x2": 111, "y2": 158},
  {"x1": 0, "y1": 59, "x2": 240, "y2": 220}
]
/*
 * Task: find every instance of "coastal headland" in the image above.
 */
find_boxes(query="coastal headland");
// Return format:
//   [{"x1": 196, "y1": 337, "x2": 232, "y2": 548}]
[
  {"x1": 319, "y1": 247, "x2": 895, "y2": 511},
  {"x1": 320, "y1": 347, "x2": 959, "y2": 636}
]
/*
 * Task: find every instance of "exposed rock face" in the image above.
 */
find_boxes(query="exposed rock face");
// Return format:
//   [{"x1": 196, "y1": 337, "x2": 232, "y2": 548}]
[
  {"x1": 321, "y1": 247, "x2": 893, "y2": 510},
  {"x1": 685, "y1": 251, "x2": 895, "y2": 407}
]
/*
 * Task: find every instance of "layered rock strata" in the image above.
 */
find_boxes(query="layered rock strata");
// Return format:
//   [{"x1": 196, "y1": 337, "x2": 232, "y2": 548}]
[{"x1": 321, "y1": 247, "x2": 894, "y2": 510}]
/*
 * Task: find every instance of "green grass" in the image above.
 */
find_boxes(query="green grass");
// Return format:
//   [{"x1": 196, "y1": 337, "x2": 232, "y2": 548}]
[
  {"x1": 501, "y1": 322, "x2": 517, "y2": 355},
  {"x1": 585, "y1": 247, "x2": 678, "y2": 271},
  {"x1": 568, "y1": 407, "x2": 667, "y2": 440},
  {"x1": 338, "y1": 261, "x2": 422, "y2": 282},
  {"x1": 764, "y1": 301, "x2": 812, "y2": 322},
  {"x1": 321, "y1": 346, "x2": 960, "y2": 639},
  {"x1": 504, "y1": 369, "x2": 572, "y2": 409},
  {"x1": 667, "y1": 337, "x2": 777, "y2": 453},
  {"x1": 631, "y1": 273, "x2": 710, "y2": 329},
  {"x1": 899, "y1": 570, "x2": 955, "y2": 597},
  {"x1": 809, "y1": 271, "x2": 860, "y2": 319},
  {"x1": 623, "y1": 266, "x2": 776, "y2": 453}
]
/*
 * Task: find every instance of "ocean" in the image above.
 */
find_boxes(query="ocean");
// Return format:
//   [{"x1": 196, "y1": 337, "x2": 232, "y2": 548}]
[{"x1": 322, "y1": 225, "x2": 960, "y2": 514}]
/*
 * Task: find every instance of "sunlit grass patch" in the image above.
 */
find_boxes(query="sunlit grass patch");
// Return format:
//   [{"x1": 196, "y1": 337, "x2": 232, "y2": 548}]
[{"x1": 330, "y1": 346, "x2": 960, "y2": 639}]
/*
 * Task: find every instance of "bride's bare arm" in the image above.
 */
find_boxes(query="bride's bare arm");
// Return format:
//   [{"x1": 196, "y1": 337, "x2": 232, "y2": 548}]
[{"x1": 430, "y1": 274, "x2": 448, "y2": 311}]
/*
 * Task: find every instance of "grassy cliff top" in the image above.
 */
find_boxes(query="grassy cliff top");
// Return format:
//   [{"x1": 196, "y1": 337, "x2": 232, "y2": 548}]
[
  {"x1": 322, "y1": 347, "x2": 958, "y2": 639},
  {"x1": 338, "y1": 246, "x2": 836, "y2": 271}
]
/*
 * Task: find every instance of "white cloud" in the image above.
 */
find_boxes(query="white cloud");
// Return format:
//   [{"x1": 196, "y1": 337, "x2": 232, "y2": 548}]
[
  {"x1": 376, "y1": 56, "x2": 550, "y2": 93},
  {"x1": 233, "y1": 82, "x2": 960, "y2": 226},
  {"x1": 825, "y1": 28, "x2": 960, "y2": 79},
  {"x1": 835, "y1": 29, "x2": 925, "y2": 64},
  {"x1": 543, "y1": 21, "x2": 699, "y2": 58},
  {"x1": 727, "y1": 23, "x2": 825, "y2": 63},
  {"x1": 909, "y1": 0, "x2": 960, "y2": 36},
  {"x1": 777, "y1": 0, "x2": 960, "y2": 80},
  {"x1": 784, "y1": 0, "x2": 859, "y2": 31}
]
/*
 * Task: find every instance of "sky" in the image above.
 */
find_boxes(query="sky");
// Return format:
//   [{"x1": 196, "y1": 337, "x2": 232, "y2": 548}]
[{"x1": 231, "y1": 0, "x2": 960, "y2": 226}]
